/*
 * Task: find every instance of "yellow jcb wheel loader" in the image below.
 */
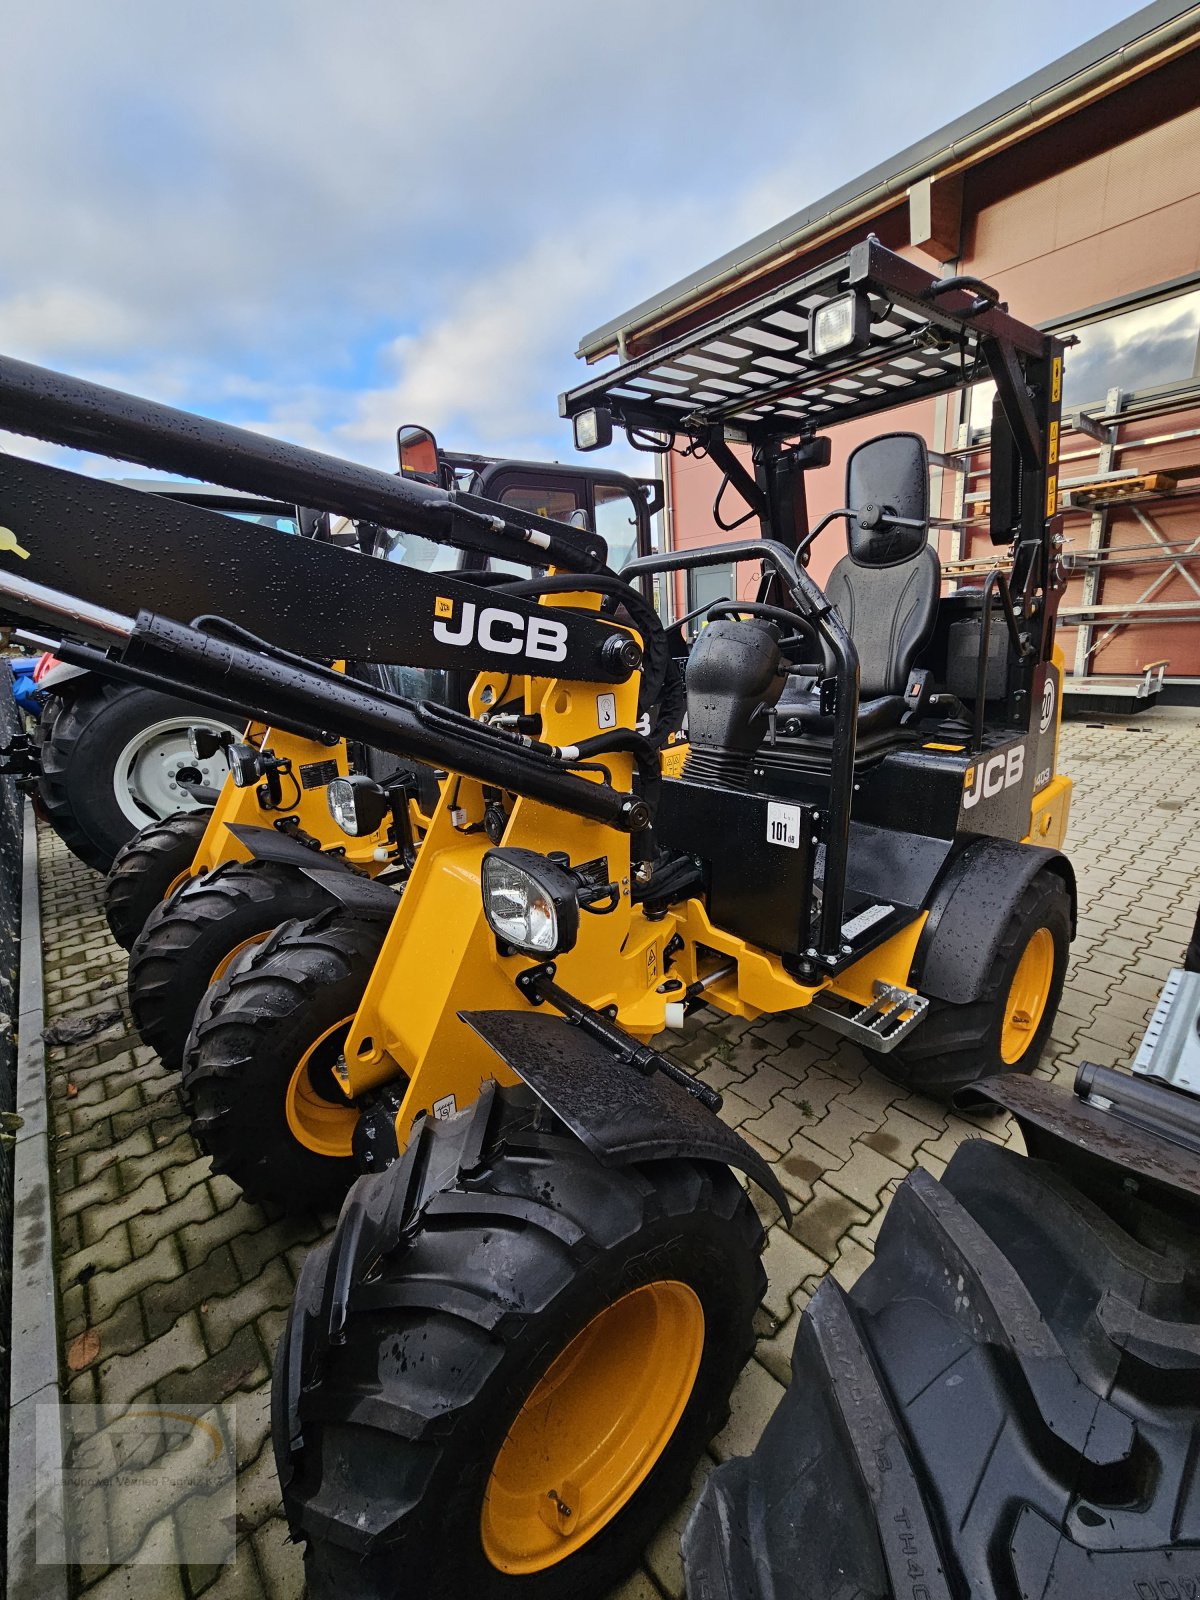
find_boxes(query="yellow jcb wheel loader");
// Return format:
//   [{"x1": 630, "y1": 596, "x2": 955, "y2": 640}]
[{"x1": 0, "y1": 236, "x2": 1072, "y2": 1600}]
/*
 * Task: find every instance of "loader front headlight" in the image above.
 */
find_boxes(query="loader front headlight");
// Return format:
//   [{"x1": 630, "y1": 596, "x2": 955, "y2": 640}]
[
  {"x1": 326, "y1": 775, "x2": 389, "y2": 837},
  {"x1": 481, "y1": 848, "x2": 580, "y2": 957},
  {"x1": 188, "y1": 725, "x2": 227, "y2": 761}
]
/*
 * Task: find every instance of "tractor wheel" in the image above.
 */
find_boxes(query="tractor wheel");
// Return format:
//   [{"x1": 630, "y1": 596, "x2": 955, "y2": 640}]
[
  {"x1": 883, "y1": 870, "x2": 1070, "y2": 1100},
  {"x1": 37, "y1": 680, "x2": 236, "y2": 872},
  {"x1": 104, "y1": 810, "x2": 213, "y2": 951},
  {"x1": 181, "y1": 909, "x2": 387, "y2": 1210},
  {"x1": 128, "y1": 859, "x2": 337, "y2": 1070},
  {"x1": 683, "y1": 1138, "x2": 1200, "y2": 1600},
  {"x1": 274, "y1": 1085, "x2": 765, "y2": 1600}
]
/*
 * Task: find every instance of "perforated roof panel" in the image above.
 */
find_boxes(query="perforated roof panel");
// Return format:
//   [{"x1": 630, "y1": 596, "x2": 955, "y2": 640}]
[{"x1": 561, "y1": 238, "x2": 1048, "y2": 446}]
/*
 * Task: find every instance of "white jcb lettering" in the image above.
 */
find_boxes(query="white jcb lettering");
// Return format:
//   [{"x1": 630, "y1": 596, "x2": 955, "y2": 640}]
[
  {"x1": 477, "y1": 606, "x2": 523, "y2": 655},
  {"x1": 432, "y1": 601, "x2": 568, "y2": 663},
  {"x1": 962, "y1": 743, "x2": 1027, "y2": 811},
  {"x1": 526, "y1": 615, "x2": 569, "y2": 662},
  {"x1": 432, "y1": 601, "x2": 475, "y2": 647}
]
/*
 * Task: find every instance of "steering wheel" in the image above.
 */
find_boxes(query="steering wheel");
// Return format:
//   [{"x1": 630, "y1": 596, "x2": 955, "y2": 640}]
[{"x1": 703, "y1": 600, "x2": 823, "y2": 670}]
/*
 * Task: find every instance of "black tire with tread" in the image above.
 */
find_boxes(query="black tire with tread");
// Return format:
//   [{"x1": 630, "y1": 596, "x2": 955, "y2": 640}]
[
  {"x1": 128, "y1": 859, "x2": 337, "y2": 1070},
  {"x1": 181, "y1": 908, "x2": 387, "y2": 1209},
  {"x1": 37, "y1": 680, "x2": 223, "y2": 872},
  {"x1": 104, "y1": 810, "x2": 213, "y2": 951},
  {"x1": 274, "y1": 1086, "x2": 766, "y2": 1600},
  {"x1": 683, "y1": 1138, "x2": 1200, "y2": 1599},
  {"x1": 883, "y1": 870, "x2": 1071, "y2": 1100}
]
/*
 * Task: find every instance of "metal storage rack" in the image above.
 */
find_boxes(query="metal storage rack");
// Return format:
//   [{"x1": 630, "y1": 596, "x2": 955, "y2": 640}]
[{"x1": 944, "y1": 384, "x2": 1200, "y2": 708}]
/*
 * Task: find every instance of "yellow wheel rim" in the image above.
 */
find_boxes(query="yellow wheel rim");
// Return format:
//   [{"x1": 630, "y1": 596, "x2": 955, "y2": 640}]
[
  {"x1": 209, "y1": 933, "x2": 267, "y2": 987},
  {"x1": 480, "y1": 1281, "x2": 704, "y2": 1574},
  {"x1": 1000, "y1": 925, "x2": 1055, "y2": 1064},
  {"x1": 284, "y1": 1017, "x2": 358, "y2": 1158}
]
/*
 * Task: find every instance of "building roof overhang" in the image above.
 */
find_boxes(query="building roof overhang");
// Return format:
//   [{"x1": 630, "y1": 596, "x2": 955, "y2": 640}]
[{"x1": 577, "y1": 0, "x2": 1200, "y2": 364}]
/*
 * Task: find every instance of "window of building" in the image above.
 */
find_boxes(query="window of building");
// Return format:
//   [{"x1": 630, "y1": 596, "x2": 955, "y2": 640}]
[{"x1": 966, "y1": 280, "x2": 1200, "y2": 435}]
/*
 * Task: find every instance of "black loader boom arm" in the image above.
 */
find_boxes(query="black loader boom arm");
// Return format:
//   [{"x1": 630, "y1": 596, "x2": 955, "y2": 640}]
[
  {"x1": 0, "y1": 355, "x2": 662, "y2": 832},
  {"x1": 0, "y1": 354, "x2": 606, "y2": 575},
  {"x1": 0, "y1": 356, "x2": 642, "y2": 680},
  {"x1": 0, "y1": 568, "x2": 650, "y2": 833}
]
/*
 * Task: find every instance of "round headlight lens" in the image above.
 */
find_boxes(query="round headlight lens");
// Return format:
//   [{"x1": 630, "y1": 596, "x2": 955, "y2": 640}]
[
  {"x1": 480, "y1": 849, "x2": 580, "y2": 957},
  {"x1": 483, "y1": 856, "x2": 559, "y2": 952},
  {"x1": 327, "y1": 777, "x2": 359, "y2": 835}
]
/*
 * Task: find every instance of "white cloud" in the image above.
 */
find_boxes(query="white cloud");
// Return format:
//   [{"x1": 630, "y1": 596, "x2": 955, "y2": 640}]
[{"x1": 0, "y1": 0, "x2": 1145, "y2": 480}]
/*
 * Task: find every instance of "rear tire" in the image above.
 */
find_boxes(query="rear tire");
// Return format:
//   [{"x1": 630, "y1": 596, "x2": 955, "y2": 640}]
[
  {"x1": 38, "y1": 681, "x2": 235, "y2": 871},
  {"x1": 683, "y1": 1139, "x2": 1200, "y2": 1600},
  {"x1": 104, "y1": 810, "x2": 213, "y2": 951},
  {"x1": 181, "y1": 909, "x2": 388, "y2": 1210},
  {"x1": 882, "y1": 870, "x2": 1070, "y2": 1100},
  {"x1": 274, "y1": 1086, "x2": 765, "y2": 1599},
  {"x1": 128, "y1": 859, "x2": 337, "y2": 1070}
]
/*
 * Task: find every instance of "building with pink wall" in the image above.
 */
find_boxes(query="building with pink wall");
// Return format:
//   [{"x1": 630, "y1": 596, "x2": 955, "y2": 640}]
[{"x1": 577, "y1": 2, "x2": 1200, "y2": 696}]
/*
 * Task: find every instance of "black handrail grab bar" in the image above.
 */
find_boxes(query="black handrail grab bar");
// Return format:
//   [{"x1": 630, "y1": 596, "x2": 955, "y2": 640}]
[
  {"x1": 622, "y1": 540, "x2": 859, "y2": 962},
  {"x1": 971, "y1": 568, "x2": 1033, "y2": 753}
]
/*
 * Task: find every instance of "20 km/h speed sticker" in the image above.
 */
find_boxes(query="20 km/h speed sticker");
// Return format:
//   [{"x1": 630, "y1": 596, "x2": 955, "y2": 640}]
[{"x1": 766, "y1": 802, "x2": 803, "y2": 849}]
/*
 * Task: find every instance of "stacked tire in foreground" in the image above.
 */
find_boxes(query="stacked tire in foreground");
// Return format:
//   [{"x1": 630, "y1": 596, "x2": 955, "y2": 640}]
[
  {"x1": 274, "y1": 1084, "x2": 765, "y2": 1599},
  {"x1": 684, "y1": 1138, "x2": 1200, "y2": 1599}
]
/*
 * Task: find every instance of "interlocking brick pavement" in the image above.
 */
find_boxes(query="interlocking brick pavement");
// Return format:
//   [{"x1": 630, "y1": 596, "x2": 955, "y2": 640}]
[{"x1": 33, "y1": 709, "x2": 1200, "y2": 1598}]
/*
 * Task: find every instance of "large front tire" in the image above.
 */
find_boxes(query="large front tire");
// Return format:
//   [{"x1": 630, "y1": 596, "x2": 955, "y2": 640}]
[
  {"x1": 275, "y1": 1087, "x2": 765, "y2": 1599},
  {"x1": 128, "y1": 860, "x2": 339, "y2": 1070},
  {"x1": 181, "y1": 909, "x2": 388, "y2": 1210},
  {"x1": 882, "y1": 870, "x2": 1070, "y2": 1100},
  {"x1": 37, "y1": 681, "x2": 235, "y2": 872},
  {"x1": 684, "y1": 1138, "x2": 1200, "y2": 1599},
  {"x1": 104, "y1": 810, "x2": 213, "y2": 951}
]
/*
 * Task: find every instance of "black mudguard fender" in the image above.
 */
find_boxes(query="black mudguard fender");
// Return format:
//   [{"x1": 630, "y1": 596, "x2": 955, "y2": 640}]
[
  {"x1": 460, "y1": 1008, "x2": 790, "y2": 1220},
  {"x1": 911, "y1": 835, "x2": 1076, "y2": 1004},
  {"x1": 226, "y1": 822, "x2": 400, "y2": 917},
  {"x1": 273, "y1": 1087, "x2": 490, "y2": 1485},
  {"x1": 966, "y1": 1071, "x2": 1200, "y2": 1214}
]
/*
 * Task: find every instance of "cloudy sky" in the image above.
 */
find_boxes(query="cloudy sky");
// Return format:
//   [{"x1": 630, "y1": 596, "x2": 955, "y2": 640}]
[{"x1": 0, "y1": 0, "x2": 1145, "y2": 477}]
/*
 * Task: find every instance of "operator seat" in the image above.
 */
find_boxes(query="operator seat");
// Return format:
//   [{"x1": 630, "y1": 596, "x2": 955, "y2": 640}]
[{"x1": 779, "y1": 432, "x2": 940, "y2": 738}]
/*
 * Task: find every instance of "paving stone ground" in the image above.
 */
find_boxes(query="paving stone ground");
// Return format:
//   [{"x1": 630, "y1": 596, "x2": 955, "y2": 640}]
[{"x1": 34, "y1": 709, "x2": 1200, "y2": 1598}]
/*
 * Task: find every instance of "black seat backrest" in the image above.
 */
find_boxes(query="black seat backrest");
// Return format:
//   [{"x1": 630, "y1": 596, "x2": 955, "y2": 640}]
[{"x1": 825, "y1": 432, "x2": 941, "y2": 698}]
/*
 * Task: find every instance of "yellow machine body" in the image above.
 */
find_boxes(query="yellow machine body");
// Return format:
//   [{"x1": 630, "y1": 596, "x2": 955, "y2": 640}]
[
  {"x1": 321, "y1": 599, "x2": 1073, "y2": 1156},
  {"x1": 187, "y1": 722, "x2": 394, "y2": 877}
]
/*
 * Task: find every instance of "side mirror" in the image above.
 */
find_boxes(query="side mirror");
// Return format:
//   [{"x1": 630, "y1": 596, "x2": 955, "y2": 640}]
[
  {"x1": 296, "y1": 507, "x2": 332, "y2": 541},
  {"x1": 846, "y1": 433, "x2": 929, "y2": 558},
  {"x1": 397, "y1": 424, "x2": 441, "y2": 484}
]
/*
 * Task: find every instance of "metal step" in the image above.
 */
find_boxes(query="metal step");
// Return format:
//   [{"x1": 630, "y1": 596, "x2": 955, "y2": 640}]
[{"x1": 808, "y1": 982, "x2": 928, "y2": 1054}]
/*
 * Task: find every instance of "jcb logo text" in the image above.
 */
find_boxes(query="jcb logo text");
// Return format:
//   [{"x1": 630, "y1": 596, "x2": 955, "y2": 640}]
[
  {"x1": 962, "y1": 745, "x2": 1024, "y2": 810},
  {"x1": 433, "y1": 600, "x2": 568, "y2": 662}
]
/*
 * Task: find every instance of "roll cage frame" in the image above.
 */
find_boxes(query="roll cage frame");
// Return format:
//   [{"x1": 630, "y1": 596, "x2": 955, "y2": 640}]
[{"x1": 561, "y1": 235, "x2": 1066, "y2": 960}]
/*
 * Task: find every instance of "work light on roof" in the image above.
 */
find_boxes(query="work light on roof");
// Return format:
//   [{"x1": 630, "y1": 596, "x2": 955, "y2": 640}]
[
  {"x1": 809, "y1": 291, "x2": 871, "y2": 359},
  {"x1": 573, "y1": 407, "x2": 613, "y2": 453}
]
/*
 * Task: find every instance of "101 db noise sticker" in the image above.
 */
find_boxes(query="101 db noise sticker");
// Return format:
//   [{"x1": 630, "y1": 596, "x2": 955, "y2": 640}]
[{"x1": 766, "y1": 802, "x2": 803, "y2": 849}]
